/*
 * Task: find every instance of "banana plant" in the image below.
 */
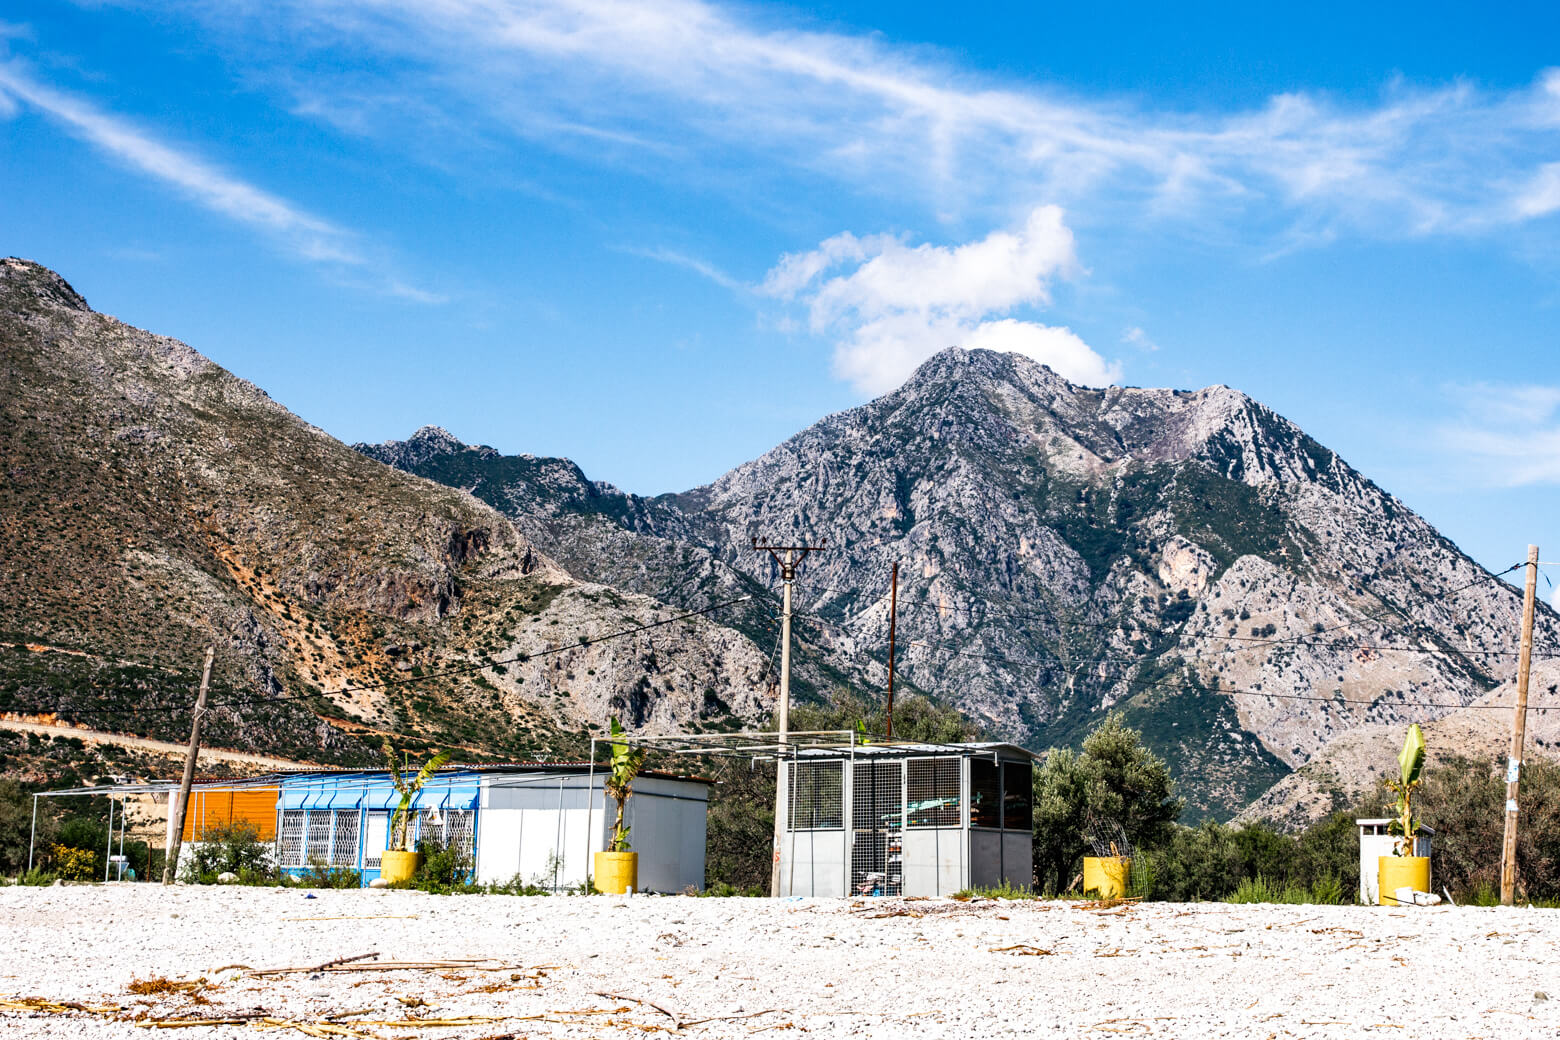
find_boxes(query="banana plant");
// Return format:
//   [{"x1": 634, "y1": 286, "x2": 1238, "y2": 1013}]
[
  {"x1": 382, "y1": 741, "x2": 453, "y2": 852},
  {"x1": 1385, "y1": 723, "x2": 1426, "y2": 856},
  {"x1": 605, "y1": 717, "x2": 646, "y2": 853}
]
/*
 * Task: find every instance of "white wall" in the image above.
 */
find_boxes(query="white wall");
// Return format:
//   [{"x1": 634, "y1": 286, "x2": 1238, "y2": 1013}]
[
  {"x1": 477, "y1": 773, "x2": 708, "y2": 892},
  {"x1": 779, "y1": 829, "x2": 847, "y2": 897},
  {"x1": 902, "y1": 829, "x2": 965, "y2": 896}
]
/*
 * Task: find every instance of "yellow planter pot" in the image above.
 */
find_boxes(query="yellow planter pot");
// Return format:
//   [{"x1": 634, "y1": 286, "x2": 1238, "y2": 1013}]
[
  {"x1": 593, "y1": 851, "x2": 639, "y2": 895},
  {"x1": 1377, "y1": 856, "x2": 1430, "y2": 905},
  {"x1": 380, "y1": 849, "x2": 422, "y2": 885},
  {"x1": 1083, "y1": 856, "x2": 1131, "y2": 899}
]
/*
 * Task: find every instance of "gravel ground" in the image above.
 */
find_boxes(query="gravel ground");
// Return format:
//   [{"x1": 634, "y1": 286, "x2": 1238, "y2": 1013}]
[{"x1": 2, "y1": 886, "x2": 1558, "y2": 1038}]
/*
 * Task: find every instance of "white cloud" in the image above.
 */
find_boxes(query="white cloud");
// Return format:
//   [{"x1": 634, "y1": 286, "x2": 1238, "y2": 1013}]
[
  {"x1": 0, "y1": 60, "x2": 441, "y2": 301},
  {"x1": 0, "y1": 62, "x2": 361, "y2": 265},
  {"x1": 1122, "y1": 326, "x2": 1159, "y2": 352},
  {"x1": 764, "y1": 206, "x2": 1118, "y2": 394},
  {"x1": 149, "y1": 0, "x2": 1560, "y2": 243},
  {"x1": 1440, "y1": 383, "x2": 1560, "y2": 487}
]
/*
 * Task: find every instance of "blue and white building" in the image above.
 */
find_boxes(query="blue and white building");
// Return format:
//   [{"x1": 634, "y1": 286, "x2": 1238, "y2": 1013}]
[{"x1": 270, "y1": 764, "x2": 710, "y2": 891}]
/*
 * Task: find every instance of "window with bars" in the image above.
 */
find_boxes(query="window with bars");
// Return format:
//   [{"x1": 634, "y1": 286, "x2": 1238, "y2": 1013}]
[
  {"x1": 279, "y1": 810, "x2": 306, "y2": 867},
  {"x1": 417, "y1": 807, "x2": 477, "y2": 857},
  {"x1": 788, "y1": 761, "x2": 844, "y2": 830},
  {"x1": 907, "y1": 757, "x2": 961, "y2": 827},
  {"x1": 330, "y1": 810, "x2": 361, "y2": 867},
  {"x1": 970, "y1": 758, "x2": 1001, "y2": 829},
  {"x1": 306, "y1": 810, "x2": 333, "y2": 863},
  {"x1": 1002, "y1": 761, "x2": 1033, "y2": 830}
]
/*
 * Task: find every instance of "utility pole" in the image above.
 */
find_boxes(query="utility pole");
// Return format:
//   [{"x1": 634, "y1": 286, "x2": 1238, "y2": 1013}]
[
  {"x1": 1500, "y1": 546, "x2": 1540, "y2": 906},
  {"x1": 753, "y1": 537, "x2": 825, "y2": 898},
  {"x1": 163, "y1": 645, "x2": 214, "y2": 885},
  {"x1": 886, "y1": 561, "x2": 899, "y2": 740}
]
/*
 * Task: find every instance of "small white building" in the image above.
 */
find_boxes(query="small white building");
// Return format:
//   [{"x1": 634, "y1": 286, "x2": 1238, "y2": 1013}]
[
  {"x1": 776, "y1": 743, "x2": 1035, "y2": 897},
  {"x1": 476, "y1": 768, "x2": 710, "y2": 893},
  {"x1": 1355, "y1": 817, "x2": 1433, "y2": 904}
]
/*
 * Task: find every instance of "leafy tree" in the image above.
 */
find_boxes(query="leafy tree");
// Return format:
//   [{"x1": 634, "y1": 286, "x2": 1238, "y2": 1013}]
[
  {"x1": 0, "y1": 781, "x2": 57, "y2": 875},
  {"x1": 790, "y1": 690, "x2": 981, "y2": 743},
  {"x1": 1079, "y1": 714, "x2": 1182, "y2": 849},
  {"x1": 1032, "y1": 747, "x2": 1090, "y2": 894},
  {"x1": 1032, "y1": 713, "x2": 1182, "y2": 891}
]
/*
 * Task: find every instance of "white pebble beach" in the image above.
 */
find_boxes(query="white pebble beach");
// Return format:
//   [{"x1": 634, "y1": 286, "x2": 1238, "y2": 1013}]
[{"x1": 2, "y1": 886, "x2": 1557, "y2": 1038}]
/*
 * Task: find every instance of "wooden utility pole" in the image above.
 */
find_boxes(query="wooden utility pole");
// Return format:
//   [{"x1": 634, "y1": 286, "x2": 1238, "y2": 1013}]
[
  {"x1": 163, "y1": 645, "x2": 214, "y2": 884},
  {"x1": 886, "y1": 562, "x2": 899, "y2": 740},
  {"x1": 1500, "y1": 546, "x2": 1540, "y2": 905},
  {"x1": 753, "y1": 537, "x2": 825, "y2": 898}
]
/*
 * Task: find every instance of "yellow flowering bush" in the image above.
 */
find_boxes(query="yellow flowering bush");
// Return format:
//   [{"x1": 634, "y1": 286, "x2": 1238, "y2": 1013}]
[{"x1": 51, "y1": 844, "x2": 98, "y2": 881}]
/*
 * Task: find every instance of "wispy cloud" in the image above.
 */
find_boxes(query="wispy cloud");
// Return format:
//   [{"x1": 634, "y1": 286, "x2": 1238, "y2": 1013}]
[
  {"x1": 763, "y1": 206, "x2": 1118, "y2": 393},
  {"x1": 1122, "y1": 326, "x2": 1159, "y2": 352},
  {"x1": 621, "y1": 246, "x2": 745, "y2": 292},
  {"x1": 1440, "y1": 383, "x2": 1560, "y2": 487},
  {"x1": 0, "y1": 62, "x2": 362, "y2": 264},
  {"x1": 160, "y1": 0, "x2": 1560, "y2": 245},
  {"x1": 0, "y1": 59, "x2": 442, "y2": 301}
]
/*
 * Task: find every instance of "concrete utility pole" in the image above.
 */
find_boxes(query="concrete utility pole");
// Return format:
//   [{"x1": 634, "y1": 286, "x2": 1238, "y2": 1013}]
[
  {"x1": 1500, "y1": 546, "x2": 1540, "y2": 906},
  {"x1": 163, "y1": 645, "x2": 214, "y2": 884},
  {"x1": 753, "y1": 537, "x2": 825, "y2": 898},
  {"x1": 886, "y1": 561, "x2": 899, "y2": 740}
]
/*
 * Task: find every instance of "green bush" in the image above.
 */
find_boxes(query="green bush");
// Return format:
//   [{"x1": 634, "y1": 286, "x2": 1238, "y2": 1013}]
[
  {"x1": 181, "y1": 822, "x2": 276, "y2": 884},
  {"x1": 297, "y1": 859, "x2": 361, "y2": 889},
  {"x1": 390, "y1": 836, "x2": 476, "y2": 894},
  {"x1": 699, "y1": 880, "x2": 765, "y2": 897}
]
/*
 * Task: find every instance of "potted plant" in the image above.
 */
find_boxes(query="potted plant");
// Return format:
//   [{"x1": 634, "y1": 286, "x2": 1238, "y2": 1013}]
[
  {"x1": 592, "y1": 718, "x2": 645, "y2": 894},
  {"x1": 1378, "y1": 723, "x2": 1430, "y2": 905},
  {"x1": 381, "y1": 741, "x2": 452, "y2": 884}
]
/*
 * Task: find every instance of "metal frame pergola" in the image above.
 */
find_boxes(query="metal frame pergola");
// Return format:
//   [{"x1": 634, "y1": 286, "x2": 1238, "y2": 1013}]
[{"x1": 26, "y1": 780, "x2": 177, "y2": 880}]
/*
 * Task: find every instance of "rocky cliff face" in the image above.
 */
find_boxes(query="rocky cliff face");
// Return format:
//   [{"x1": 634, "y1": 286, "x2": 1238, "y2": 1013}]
[
  {"x1": 363, "y1": 348, "x2": 1560, "y2": 819},
  {"x1": 0, "y1": 259, "x2": 769, "y2": 763}
]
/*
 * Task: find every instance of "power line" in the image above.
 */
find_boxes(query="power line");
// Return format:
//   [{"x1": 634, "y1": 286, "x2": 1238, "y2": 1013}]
[
  {"x1": 903, "y1": 639, "x2": 1560, "y2": 713},
  {"x1": 1, "y1": 595, "x2": 753, "y2": 721}
]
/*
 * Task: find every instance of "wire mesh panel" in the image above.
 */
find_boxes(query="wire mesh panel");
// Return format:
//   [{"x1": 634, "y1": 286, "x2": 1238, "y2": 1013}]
[
  {"x1": 969, "y1": 758, "x2": 1001, "y2": 828},
  {"x1": 850, "y1": 760, "x2": 904, "y2": 896},
  {"x1": 330, "y1": 810, "x2": 361, "y2": 867},
  {"x1": 907, "y1": 757, "x2": 960, "y2": 828},
  {"x1": 444, "y1": 809, "x2": 475, "y2": 858},
  {"x1": 279, "y1": 810, "x2": 305, "y2": 867},
  {"x1": 306, "y1": 810, "x2": 332, "y2": 863},
  {"x1": 788, "y1": 761, "x2": 844, "y2": 830},
  {"x1": 1002, "y1": 761, "x2": 1033, "y2": 830}
]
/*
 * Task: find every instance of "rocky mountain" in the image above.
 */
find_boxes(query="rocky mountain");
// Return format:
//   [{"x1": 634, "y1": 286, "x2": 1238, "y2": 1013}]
[
  {"x1": 0, "y1": 258, "x2": 769, "y2": 765},
  {"x1": 361, "y1": 348, "x2": 1560, "y2": 820}
]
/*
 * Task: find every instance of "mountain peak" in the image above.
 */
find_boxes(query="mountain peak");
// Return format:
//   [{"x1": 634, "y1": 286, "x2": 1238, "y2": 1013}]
[{"x1": 1, "y1": 258, "x2": 90, "y2": 313}]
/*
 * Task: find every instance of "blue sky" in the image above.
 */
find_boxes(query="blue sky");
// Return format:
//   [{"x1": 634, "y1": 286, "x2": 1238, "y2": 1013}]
[{"x1": 3, "y1": 1, "x2": 1558, "y2": 599}]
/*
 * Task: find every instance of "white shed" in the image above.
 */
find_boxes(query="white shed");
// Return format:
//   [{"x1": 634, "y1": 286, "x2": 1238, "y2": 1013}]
[
  {"x1": 1356, "y1": 817, "x2": 1433, "y2": 904},
  {"x1": 477, "y1": 767, "x2": 710, "y2": 893},
  {"x1": 777, "y1": 743, "x2": 1035, "y2": 897}
]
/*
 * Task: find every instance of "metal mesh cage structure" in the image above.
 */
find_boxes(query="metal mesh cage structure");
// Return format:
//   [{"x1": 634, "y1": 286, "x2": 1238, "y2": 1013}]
[
  {"x1": 789, "y1": 761, "x2": 845, "y2": 830},
  {"x1": 778, "y1": 743, "x2": 1035, "y2": 898},
  {"x1": 907, "y1": 757, "x2": 960, "y2": 828},
  {"x1": 850, "y1": 761, "x2": 904, "y2": 896}
]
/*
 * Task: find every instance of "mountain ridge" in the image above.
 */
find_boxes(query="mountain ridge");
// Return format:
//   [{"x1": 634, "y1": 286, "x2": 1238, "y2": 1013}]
[{"x1": 361, "y1": 347, "x2": 1559, "y2": 820}]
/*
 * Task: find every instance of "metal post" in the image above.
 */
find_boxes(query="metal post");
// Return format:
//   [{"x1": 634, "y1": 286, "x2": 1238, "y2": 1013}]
[
  {"x1": 552, "y1": 775, "x2": 565, "y2": 892},
  {"x1": 1500, "y1": 545, "x2": 1541, "y2": 905},
  {"x1": 585, "y1": 738, "x2": 596, "y2": 891},
  {"x1": 28, "y1": 794, "x2": 38, "y2": 874},
  {"x1": 104, "y1": 796, "x2": 115, "y2": 882},
  {"x1": 116, "y1": 799, "x2": 126, "y2": 880}
]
